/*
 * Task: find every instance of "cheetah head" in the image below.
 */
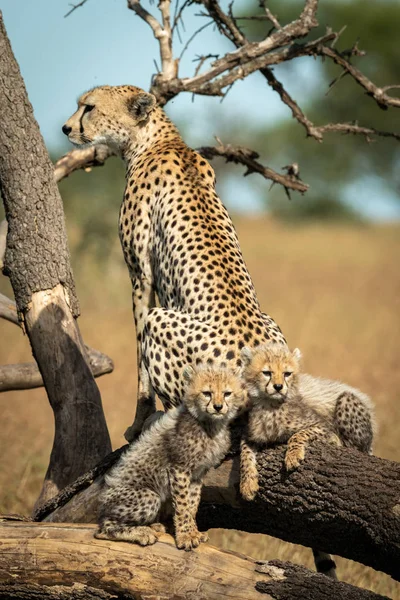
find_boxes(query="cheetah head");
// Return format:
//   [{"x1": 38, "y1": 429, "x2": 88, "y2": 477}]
[
  {"x1": 241, "y1": 343, "x2": 301, "y2": 406},
  {"x1": 182, "y1": 365, "x2": 246, "y2": 423},
  {"x1": 62, "y1": 85, "x2": 157, "y2": 152}
]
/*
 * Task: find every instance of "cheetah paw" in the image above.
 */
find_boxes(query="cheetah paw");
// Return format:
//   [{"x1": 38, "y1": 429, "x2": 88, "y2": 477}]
[
  {"x1": 285, "y1": 447, "x2": 305, "y2": 472},
  {"x1": 240, "y1": 477, "x2": 259, "y2": 501},
  {"x1": 150, "y1": 522, "x2": 167, "y2": 534},
  {"x1": 175, "y1": 529, "x2": 209, "y2": 551},
  {"x1": 129, "y1": 526, "x2": 158, "y2": 546}
]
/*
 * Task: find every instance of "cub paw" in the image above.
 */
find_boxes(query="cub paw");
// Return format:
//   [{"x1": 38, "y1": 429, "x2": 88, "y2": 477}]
[
  {"x1": 328, "y1": 433, "x2": 342, "y2": 448},
  {"x1": 240, "y1": 476, "x2": 259, "y2": 501},
  {"x1": 285, "y1": 446, "x2": 305, "y2": 472},
  {"x1": 131, "y1": 526, "x2": 158, "y2": 546},
  {"x1": 175, "y1": 529, "x2": 208, "y2": 551},
  {"x1": 150, "y1": 522, "x2": 167, "y2": 534}
]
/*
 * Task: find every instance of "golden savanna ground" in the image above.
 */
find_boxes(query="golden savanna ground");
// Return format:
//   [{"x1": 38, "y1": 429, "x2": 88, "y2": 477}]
[{"x1": 0, "y1": 218, "x2": 399, "y2": 597}]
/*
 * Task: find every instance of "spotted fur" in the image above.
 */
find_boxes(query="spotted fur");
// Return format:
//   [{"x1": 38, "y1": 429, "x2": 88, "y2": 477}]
[
  {"x1": 63, "y1": 85, "x2": 285, "y2": 440},
  {"x1": 96, "y1": 365, "x2": 246, "y2": 551},
  {"x1": 240, "y1": 342, "x2": 375, "y2": 580}
]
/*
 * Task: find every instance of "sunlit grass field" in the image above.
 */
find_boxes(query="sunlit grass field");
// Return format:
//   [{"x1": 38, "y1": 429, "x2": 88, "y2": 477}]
[{"x1": 0, "y1": 218, "x2": 399, "y2": 596}]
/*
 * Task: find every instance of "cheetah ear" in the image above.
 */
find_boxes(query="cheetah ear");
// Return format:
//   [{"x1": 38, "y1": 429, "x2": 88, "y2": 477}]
[
  {"x1": 182, "y1": 365, "x2": 195, "y2": 382},
  {"x1": 240, "y1": 346, "x2": 253, "y2": 367},
  {"x1": 128, "y1": 92, "x2": 156, "y2": 122},
  {"x1": 292, "y1": 348, "x2": 302, "y2": 362}
]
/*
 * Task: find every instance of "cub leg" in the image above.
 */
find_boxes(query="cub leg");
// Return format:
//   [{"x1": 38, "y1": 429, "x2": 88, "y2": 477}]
[
  {"x1": 285, "y1": 425, "x2": 341, "y2": 472},
  {"x1": 96, "y1": 487, "x2": 161, "y2": 546},
  {"x1": 169, "y1": 468, "x2": 205, "y2": 551},
  {"x1": 240, "y1": 437, "x2": 259, "y2": 501}
]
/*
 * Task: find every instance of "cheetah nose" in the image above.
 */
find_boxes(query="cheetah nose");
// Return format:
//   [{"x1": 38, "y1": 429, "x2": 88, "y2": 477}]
[
  {"x1": 273, "y1": 384, "x2": 283, "y2": 392},
  {"x1": 62, "y1": 124, "x2": 72, "y2": 136},
  {"x1": 213, "y1": 404, "x2": 223, "y2": 412}
]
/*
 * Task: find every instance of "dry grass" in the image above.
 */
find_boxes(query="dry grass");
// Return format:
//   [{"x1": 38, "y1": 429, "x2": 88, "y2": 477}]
[{"x1": 0, "y1": 218, "x2": 399, "y2": 596}]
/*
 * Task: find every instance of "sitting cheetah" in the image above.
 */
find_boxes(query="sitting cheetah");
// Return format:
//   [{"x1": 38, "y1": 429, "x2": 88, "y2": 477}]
[
  {"x1": 96, "y1": 364, "x2": 246, "y2": 551},
  {"x1": 239, "y1": 342, "x2": 375, "y2": 579},
  {"x1": 239, "y1": 344, "x2": 342, "y2": 501},
  {"x1": 62, "y1": 85, "x2": 285, "y2": 440}
]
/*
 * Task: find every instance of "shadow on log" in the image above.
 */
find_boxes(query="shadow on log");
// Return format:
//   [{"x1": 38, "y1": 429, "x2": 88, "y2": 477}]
[
  {"x1": 34, "y1": 444, "x2": 400, "y2": 582},
  {"x1": 0, "y1": 522, "x2": 389, "y2": 600}
]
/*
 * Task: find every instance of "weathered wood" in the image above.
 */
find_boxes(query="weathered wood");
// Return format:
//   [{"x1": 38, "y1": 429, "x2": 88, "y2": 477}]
[
  {"x1": 0, "y1": 348, "x2": 113, "y2": 392},
  {"x1": 0, "y1": 291, "x2": 18, "y2": 325},
  {"x1": 38, "y1": 444, "x2": 400, "y2": 581},
  {"x1": 0, "y1": 13, "x2": 111, "y2": 507},
  {"x1": 0, "y1": 219, "x2": 6, "y2": 268},
  {"x1": 0, "y1": 291, "x2": 114, "y2": 390},
  {"x1": 0, "y1": 522, "x2": 389, "y2": 600}
]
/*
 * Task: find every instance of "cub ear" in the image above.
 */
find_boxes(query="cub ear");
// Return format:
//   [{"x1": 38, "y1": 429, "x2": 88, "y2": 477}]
[
  {"x1": 240, "y1": 346, "x2": 253, "y2": 367},
  {"x1": 292, "y1": 348, "x2": 302, "y2": 362},
  {"x1": 182, "y1": 365, "x2": 195, "y2": 382},
  {"x1": 128, "y1": 92, "x2": 156, "y2": 122}
]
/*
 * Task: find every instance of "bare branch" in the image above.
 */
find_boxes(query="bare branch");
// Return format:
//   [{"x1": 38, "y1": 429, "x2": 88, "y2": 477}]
[
  {"x1": 197, "y1": 141, "x2": 308, "y2": 195},
  {"x1": 0, "y1": 347, "x2": 114, "y2": 393},
  {"x1": 64, "y1": 0, "x2": 89, "y2": 18},
  {"x1": 53, "y1": 145, "x2": 115, "y2": 183},
  {"x1": 179, "y1": 20, "x2": 214, "y2": 62},
  {"x1": 317, "y1": 122, "x2": 400, "y2": 142},
  {"x1": 128, "y1": 0, "x2": 178, "y2": 83},
  {"x1": 319, "y1": 45, "x2": 400, "y2": 110},
  {"x1": 0, "y1": 291, "x2": 18, "y2": 325}
]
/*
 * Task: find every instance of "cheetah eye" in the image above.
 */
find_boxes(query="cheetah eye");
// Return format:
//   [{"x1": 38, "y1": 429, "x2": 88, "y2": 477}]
[
  {"x1": 83, "y1": 104, "x2": 95, "y2": 114},
  {"x1": 224, "y1": 391, "x2": 232, "y2": 398},
  {"x1": 202, "y1": 391, "x2": 212, "y2": 399},
  {"x1": 262, "y1": 370, "x2": 271, "y2": 377},
  {"x1": 284, "y1": 372, "x2": 293, "y2": 378}
]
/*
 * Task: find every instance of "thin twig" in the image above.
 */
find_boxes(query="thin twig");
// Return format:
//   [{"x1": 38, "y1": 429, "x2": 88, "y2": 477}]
[
  {"x1": 64, "y1": 0, "x2": 89, "y2": 18},
  {"x1": 197, "y1": 141, "x2": 309, "y2": 195}
]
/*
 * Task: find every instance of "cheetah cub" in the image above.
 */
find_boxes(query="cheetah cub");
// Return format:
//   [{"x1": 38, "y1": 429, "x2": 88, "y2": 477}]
[
  {"x1": 240, "y1": 342, "x2": 375, "y2": 501},
  {"x1": 96, "y1": 365, "x2": 246, "y2": 551}
]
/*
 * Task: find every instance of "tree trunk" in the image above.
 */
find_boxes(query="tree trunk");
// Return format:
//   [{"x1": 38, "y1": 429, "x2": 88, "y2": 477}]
[
  {"x1": 0, "y1": 522, "x2": 389, "y2": 600},
  {"x1": 37, "y1": 444, "x2": 400, "y2": 581},
  {"x1": 0, "y1": 12, "x2": 111, "y2": 506}
]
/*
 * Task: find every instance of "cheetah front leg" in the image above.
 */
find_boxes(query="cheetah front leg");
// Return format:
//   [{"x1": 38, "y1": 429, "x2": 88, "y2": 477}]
[
  {"x1": 169, "y1": 469, "x2": 207, "y2": 551},
  {"x1": 285, "y1": 425, "x2": 342, "y2": 472},
  {"x1": 240, "y1": 437, "x2": 259, "y2": 501},
  {"x1": 125, "y1": 278, "x2": 156, "y2": 443}
]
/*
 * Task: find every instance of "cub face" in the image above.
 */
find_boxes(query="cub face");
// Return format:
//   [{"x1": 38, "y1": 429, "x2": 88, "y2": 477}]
[
  {"x1": 61, "y1": 85, "x2": 156, "y2": 150},
  {"x1": 183, "y1": 365, "x2": 246, "y2": 422},
  {"x1": 241, "y1": 343, "x2": 301, "y2": 406}
]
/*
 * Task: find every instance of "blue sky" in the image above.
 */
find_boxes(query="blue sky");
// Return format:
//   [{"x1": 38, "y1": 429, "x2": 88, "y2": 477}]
[{"x1": 1, "y1": 0, "x2": 399, "y2": 219}]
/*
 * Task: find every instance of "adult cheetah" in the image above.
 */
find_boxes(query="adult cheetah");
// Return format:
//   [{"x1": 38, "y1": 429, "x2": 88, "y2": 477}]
[{"x1": 62, "y1": 85, "x2": 285, "y2": 440}]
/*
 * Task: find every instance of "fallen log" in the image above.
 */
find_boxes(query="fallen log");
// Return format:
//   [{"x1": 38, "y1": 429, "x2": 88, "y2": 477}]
[
  {"x1": 0, "y1": 522, "x2": 389, "y2": 600},
  {"x1": 35, "y1": 444, "x2": 400, "y2": 581}
]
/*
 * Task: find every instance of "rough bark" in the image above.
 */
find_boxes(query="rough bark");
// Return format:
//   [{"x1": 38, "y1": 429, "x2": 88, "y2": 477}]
[
  {"x1": 0, "y1": 13, "x2": 111, "y2": 506},
  {"x1": 37, "y1": 444, "x2": 400, "y2": 581},
  {"x1": 0, "y1": 522, "x2": 389, "y2": 600}
]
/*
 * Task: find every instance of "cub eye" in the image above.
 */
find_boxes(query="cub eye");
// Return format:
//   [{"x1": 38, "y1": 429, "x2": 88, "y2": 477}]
[
  {"x1": 262, "y1": 370, "x2": 271, "y2": 377},
  {"x1": 202, "y1": 391, "x2": 212, "y2": 399},
  {"x1": 284, "y1": 372, "x2": 293, "y2": 377},
  {"x1": 224, "y1": 391, "x2": 232, "y2": 398},
  {"x1": 83, "y1": 104, "x2": 95, "y2": 114}
]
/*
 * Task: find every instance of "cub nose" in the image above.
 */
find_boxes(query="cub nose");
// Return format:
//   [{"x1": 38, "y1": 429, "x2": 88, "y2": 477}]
[
  {"x1": 273, "y1": 384, "x2": 283, "y2": 391},
  {"x1": 213, "y1": 404, "x2": 223, "y2": 412},
  {"x1": 62, "y1": 124, "x2": 72, "y2": 136}
]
